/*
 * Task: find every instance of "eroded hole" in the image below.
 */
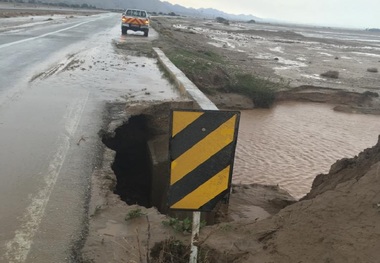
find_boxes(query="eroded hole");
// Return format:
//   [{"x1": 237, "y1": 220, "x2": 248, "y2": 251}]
[{"x1": 102, "y1": 115, "x2": 152, "y2": 207}]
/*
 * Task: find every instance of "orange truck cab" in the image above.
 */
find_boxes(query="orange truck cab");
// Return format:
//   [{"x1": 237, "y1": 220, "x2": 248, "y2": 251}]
[{"x1": 121, "y1": 9, "x2": 150, "y2": 37}]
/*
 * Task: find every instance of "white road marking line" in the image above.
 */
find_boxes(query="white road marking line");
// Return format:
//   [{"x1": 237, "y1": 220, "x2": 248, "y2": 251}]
[
  {"x1": 4, "y1": 92, "x2": 89, "y2": 263},
  {"x1": 0, "y1": 17, "x2": 103, "y2": 50}
]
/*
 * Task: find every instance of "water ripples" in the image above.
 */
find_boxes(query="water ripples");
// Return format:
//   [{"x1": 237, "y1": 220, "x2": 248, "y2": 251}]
[{"x1": 233, "y1": 102, "x2": 380, "y2": 199}]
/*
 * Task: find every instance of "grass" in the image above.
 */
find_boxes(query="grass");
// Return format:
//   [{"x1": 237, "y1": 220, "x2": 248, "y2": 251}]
[
  {"x1": 226, "y1": 73, "x2": 280, "y2": 108},
  {"x1": 164, "y1": 46, "x2": 282, "y2": 108},
  {"x1": 153, "y1": 19, "x2": 285, "y2": 108},
  {"x1": 162, "y1": 217, "x2": 206, "y2": 233},
  {"x1": 156, "y1": 61, "x2": 176, "y2": 85},
  {"x1": 150, "y1": 238, "x2": 213, "y2": 263},
  {"x1": 125, "y1": 208, "x2": 146, "y2": 221},
  {"x1": 166, "y1": 48, "x2": 223, "y2": 75},
  {"x1": 162, "y1": 217, "x2": 192, "y2": 233},
  {"x1": 150, "y1": 238, "x2": 189, "y2": 263}
]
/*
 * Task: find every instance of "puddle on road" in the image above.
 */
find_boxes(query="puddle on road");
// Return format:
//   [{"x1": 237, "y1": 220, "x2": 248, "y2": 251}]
[
  {"x1": 34, "y1": 52, "x2": 179, "y2": 102},
  {"x1": 29, "y1": 26, "x2": 180, "y2": 103}
]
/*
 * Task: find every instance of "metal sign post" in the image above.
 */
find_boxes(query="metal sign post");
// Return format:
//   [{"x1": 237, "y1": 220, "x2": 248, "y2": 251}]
[
  {"x1": 189, "y1": 211, "x2": 201, "y2": 263},
  {"x1": 168, "y1": 110, "x2": 240, "y2": 263}
]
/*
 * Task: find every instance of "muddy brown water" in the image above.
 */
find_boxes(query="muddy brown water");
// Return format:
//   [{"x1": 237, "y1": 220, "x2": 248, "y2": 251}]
[{"x1": 234, "y1": 102, "x2": 380, "y2": 199}]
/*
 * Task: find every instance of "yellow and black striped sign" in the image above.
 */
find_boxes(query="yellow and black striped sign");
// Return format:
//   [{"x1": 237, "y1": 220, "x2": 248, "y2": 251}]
[{"x1": 168, "y1": 110, "x2": 240, "y2": 211}]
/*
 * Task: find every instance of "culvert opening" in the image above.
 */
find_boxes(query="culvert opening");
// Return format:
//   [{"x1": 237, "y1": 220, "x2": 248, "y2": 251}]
[
  {"x1": 102, "y1": 115, "x2": 152, "y2": 207},
  {"x1": 101, "y1": 102, "x2": 230, "y2": 224}
]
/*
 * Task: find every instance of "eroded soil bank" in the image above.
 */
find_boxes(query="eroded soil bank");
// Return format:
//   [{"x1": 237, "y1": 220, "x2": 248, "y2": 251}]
[{"x1": 200, "y1": 137, "x2": 380, "y2": 263}]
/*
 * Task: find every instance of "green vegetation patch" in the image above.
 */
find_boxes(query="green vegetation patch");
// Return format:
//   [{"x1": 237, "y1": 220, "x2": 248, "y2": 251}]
[
  {"x1": 125, "y1": 208, "x2": 146, "y2": 221},
  {"x1": 165, "y1": 48, "x2": 226, "y2": 94},
  {"x1": 162, "y1": 217, "x2": 206, "y2": 233},
  {"x1": 167, "y1": 48, "x2": 223, "y2": 72},
  {"x1": 150, "y1": 238, "x2": 189, "y2": 263},
  {"x1": 227, "y1": 74, "x2": 280, "y2": 108},
  {"x1": 150, "y1": 238, "x2": 214, "y2": 263},
  {"x1": 163, "y1": 45, "x2": 284, "y2": 108}
]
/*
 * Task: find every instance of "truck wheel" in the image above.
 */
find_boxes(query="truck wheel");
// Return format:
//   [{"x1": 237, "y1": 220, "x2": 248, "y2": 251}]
[
  {"x1": 144, "y1": 30, "x2": 149, "y2": 37},
  {"x1": 121, "y1": 27, "x2": 127, "y2": 35}
]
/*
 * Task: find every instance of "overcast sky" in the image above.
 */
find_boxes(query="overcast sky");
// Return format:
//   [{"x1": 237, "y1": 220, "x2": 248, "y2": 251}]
[{"x1": 163, "y1": 0, "x2": 379, "y2": 29}]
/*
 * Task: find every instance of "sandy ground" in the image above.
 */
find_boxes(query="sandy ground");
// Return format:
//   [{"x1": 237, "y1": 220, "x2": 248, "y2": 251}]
[
  {"x1": 152, "y1": 17, "x2": 380, "y2": 113},
  {"x1": 163, "y1": 16, "x2": 380, "y2": 91},
  {"x1": 201, "y1": 137, "x2": 380, "y2": 263}
]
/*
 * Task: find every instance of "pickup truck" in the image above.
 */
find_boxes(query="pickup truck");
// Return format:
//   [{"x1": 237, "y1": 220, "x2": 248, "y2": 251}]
[{"x1": 121, "y1": 9, "x2": 150, "y2": 37}]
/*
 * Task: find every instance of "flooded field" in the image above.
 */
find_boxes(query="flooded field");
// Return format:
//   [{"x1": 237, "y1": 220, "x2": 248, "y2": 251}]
[
  {"x1": 170, "y1": 18, "x2": 380, "y2": 93},
  {"x1": 234, "y1": 102, "x2": 380, "y2": 199}
]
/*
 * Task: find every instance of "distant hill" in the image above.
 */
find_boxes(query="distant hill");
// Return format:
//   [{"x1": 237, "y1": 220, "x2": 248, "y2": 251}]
[
  {"x1": 196, "y1": 7, "x2": 260, "y2": 21},
  {"x1": 366, "y1": 28, "x2": 380, "y2": 33},
  {"x1": 39, "y1": 0, "x2": 261, "y2": 21}
]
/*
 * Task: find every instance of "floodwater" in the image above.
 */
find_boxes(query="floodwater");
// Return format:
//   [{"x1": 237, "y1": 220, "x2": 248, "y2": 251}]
[{"x1": 233, "y1": 102, "x2": 380, "y2": 199}]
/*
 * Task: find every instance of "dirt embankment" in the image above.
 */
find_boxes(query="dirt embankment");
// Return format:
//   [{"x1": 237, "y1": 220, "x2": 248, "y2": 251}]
[
  {"x1": 303, "y1": 135, "x2": 380, "y2": 200},
  {"x1": 152, "y1": 17, "x2": 380, "y2": 114},
  {"x1": 276, "y1": 86, "x2": 380, "y2": 114},
  {"x1": 200, "y1": 137, "x2": 380, "y2": 263}
]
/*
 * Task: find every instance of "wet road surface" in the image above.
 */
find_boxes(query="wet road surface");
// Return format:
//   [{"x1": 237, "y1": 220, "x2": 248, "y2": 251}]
[{"x1": 0, "y1": 13, "x2": 179, "y2": 262}]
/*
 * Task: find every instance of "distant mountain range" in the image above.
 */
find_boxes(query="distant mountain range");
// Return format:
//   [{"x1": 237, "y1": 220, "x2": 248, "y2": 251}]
[{"x1": 43, "y1": 0, "x2": 261, "y2": 21}]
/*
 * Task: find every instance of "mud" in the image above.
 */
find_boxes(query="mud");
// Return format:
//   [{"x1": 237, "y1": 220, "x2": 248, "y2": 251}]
[
  {"x1": 201, "y1": 138, "x2": 380, "y2": 263},
  {"x1": 152, "y1": 17, "x2": 380, "y2": 113},
  {"x1": 303, "y1": 135, "x2": 380, "y2": 200}
]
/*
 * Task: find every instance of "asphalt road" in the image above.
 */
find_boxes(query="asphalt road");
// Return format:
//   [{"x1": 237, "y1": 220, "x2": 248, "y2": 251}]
[{"x1": 0, "y1": 12, "x2": 178, "y2": 262}]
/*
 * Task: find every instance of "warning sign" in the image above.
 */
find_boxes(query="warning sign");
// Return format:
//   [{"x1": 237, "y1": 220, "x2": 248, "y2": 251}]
[{"x1": 168, "y1": 110, "x2": 240, "y2": 211}]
